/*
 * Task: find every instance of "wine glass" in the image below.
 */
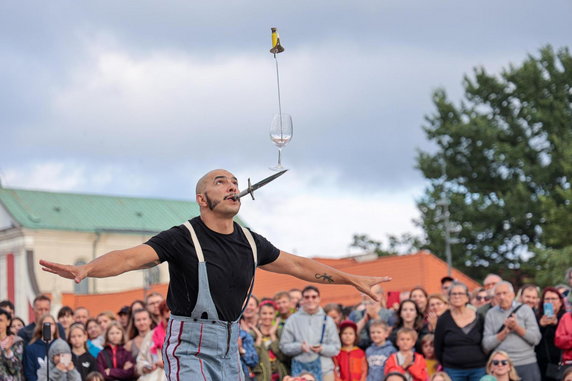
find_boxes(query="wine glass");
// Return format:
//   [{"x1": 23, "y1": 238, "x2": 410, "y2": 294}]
[{"x1": 269, "y1": 113, "x2": 293, "y2": 170}]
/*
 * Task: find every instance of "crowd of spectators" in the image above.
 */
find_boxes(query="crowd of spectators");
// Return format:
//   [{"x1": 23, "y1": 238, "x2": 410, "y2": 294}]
[{"x1": 1, "y1": 269, "x2": 572, "y2": 381}]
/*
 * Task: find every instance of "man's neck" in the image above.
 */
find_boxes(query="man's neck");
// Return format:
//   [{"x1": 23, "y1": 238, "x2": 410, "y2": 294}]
[{"x1": 200, "y1": 214, "x2": 235, "y2": 234}]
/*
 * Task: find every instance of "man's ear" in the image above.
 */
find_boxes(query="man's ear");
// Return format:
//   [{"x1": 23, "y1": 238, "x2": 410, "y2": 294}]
[{"x1": 196, "y1": 193, "x2": 206, "y2": 206}]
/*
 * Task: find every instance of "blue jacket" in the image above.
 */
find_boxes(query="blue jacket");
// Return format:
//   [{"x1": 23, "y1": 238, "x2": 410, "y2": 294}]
[
  {"x1": 365, "y1": 340, "x2": 397, "y2": 381},
  {"x1": 23, "y1": 340, "x2": 53, "y2": 381}
]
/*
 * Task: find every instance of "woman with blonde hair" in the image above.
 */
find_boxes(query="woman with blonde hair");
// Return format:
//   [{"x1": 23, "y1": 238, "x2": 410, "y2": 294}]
[
  {"x1": 427, "y1": 294, "x2": 449, "y2": 333},
  {"x1": 486, "y1": 351, "x2": 520, "y2": 381}
]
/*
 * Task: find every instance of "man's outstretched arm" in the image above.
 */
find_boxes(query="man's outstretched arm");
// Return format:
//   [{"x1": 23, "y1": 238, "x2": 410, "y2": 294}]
[
  {"x1": 260, "y1": 251, "x2": 391, "y2": 301},
  {"x1": 39, "y1": 244, "x2": 160, "y2": 284}
]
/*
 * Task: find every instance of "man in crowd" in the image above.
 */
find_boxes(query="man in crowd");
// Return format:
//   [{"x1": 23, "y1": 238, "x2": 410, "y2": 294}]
[
  {"x1": 482, "y1": 281, "x2": 541, "y2": 381},
  {"x1": 289, "y1": 288, "x2": 303, "y2": 310},
  {"x1": 280, "y1": 285, "x2": 341, "y2": 381},
  {"x1": 518, "y1": 284, "x2": 540, "y2": 312},
  {"x1": 274, "y1": 291, "x2": 295, "y2": 326},
  {"x1": 349, "y1": 285, "x2": 396, "y2": 349},
  {"x1": 18, "y1": 294, "x2": 66, "y2": 345},
  {"x1": 440, "y1": 276, "x2": 454, "y2": 296},
  {"x1": 73, "y1": 306, "x2": 89, "y2": 325},
  {"x1": 0, "y1": 300, "x2": 15, "y2": 316},
  {"x1": 478, "y1": 273, "x2": 503, "y2": 318},
  {"x1": 145, "y1": 292, "x2": 164, "y2": 324},
  {"x1": 40, "y1": 168, "x2": 390, "y2": 380}
]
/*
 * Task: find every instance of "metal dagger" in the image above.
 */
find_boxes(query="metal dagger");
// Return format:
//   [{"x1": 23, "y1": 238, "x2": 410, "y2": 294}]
[{"x1": 230, "y1": 169, "x2": 288, "y2": 201}]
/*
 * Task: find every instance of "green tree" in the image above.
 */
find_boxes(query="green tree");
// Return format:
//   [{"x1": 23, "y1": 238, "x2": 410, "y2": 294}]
[
  {"x1": 416, "y1": 45, "x2": 572, "y2": 285},
  {"x1": 350, "y1": 233, "x2": 423, "y2": 257}
]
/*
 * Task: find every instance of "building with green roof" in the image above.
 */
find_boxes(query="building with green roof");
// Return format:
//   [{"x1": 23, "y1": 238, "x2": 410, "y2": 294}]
[{"x1": 0, "y1": 187, "x2": 244, "y2": 320}]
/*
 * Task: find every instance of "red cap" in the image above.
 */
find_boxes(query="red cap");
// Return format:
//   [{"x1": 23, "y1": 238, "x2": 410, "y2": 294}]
[{"x1": 339, "y1": 320, "x2": 357, "y2": 332}]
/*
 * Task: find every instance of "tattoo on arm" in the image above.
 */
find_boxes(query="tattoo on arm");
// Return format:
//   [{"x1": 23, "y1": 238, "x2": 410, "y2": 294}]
[
  {"x1": 315, "y1": 273, "x2": 334, "y2": 283},
  {"x1": 138, "y1": 260, "x2": 160, "y2": 269}
]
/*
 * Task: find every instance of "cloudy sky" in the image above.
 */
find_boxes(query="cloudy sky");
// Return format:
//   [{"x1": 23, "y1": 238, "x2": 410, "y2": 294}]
[{"x1": 1, "y1": 1, "x2": 571, "y2": 257}]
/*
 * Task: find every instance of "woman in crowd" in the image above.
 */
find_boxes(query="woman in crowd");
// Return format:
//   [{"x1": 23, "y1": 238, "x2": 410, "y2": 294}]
[
  {"x1": 427, "y1": 294, "x2": 449, "y2": 333},
  {"x1": 9, "y1": 317, "x2": 25, "y2": 336},
  {"x1": 124, "y1": 309, "x2": 155, "y2": 362},
  {"x1": 251, "y1": 300, "x2": 289, "y2": 380},
  {"x1": 555, "y1": 307, "x2": 572, "y2": 379},
  {"x1": 135, "y1": 309, "x2": 166, "y2": 381},
  {"x1": 241, "y1": 295, "x2": 260, "y2": 337},
  {"x1": 409, "y1": 287, "x2": 429, "y2": 317},
  {"x1": 434, "y1": 282, "x2": 487, "y2": 381},
  {"x1": 24, "y1": 314, "x2": 60, "y2": 381},
  {"x1": 535, "y1": 287, "x2": 566, "y2": 381},
  {"x1": 388, "y1": 300, "x2": 426, "y2": 352},
  {"x1": 96, "y1": 312, "x2": 116, "y2": 335},
  {"x1": 147, "y1": 301, "x2": 170, "y2": 373},
  {"x1": 0, "y1": 308, "x2": 24, "y2": 380},
  {"x1": 68, "y1": 323, "x2": 97, "y2": 381},
  {"x1": 127, "y1": 300, "x2": 146, "y2": 327},
  {"x1": 86, "y1": 318, "x2": 103, "y2": 358},
  {"x1": 96, "y1": 322, "x2": 135, "y2": 380},
  {"x1": 485, "y1": 351, "x2": 520, "y2": 381}
]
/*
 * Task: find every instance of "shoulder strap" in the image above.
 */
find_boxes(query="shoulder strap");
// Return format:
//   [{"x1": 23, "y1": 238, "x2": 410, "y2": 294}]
[
  {"x1": 495, "y1": 303, "x2": 525, "y2": 334},
  {"x1": 183, "y1": 221, "x2": 205, "y2": 262},
  {"x1": 319, "y1": 314, "x2": 328, "y2": 344},
  {"x1": 240, "y1": 226, "x2": 258, "y2": 266}
]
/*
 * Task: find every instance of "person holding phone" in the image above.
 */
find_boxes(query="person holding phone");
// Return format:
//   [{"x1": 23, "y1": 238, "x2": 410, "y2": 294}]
[
  {"x1": 37, "y1": 338, "x2": 81, "y2": 380},
  {"x1": 534, "y1": 287, "x2": 565, "y2": 381}
]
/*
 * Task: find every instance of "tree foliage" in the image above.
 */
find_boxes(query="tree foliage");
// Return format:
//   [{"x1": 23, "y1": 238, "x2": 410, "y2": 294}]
[{"x1": 415, "y1": 45, "x2": 572, "y2": 285}]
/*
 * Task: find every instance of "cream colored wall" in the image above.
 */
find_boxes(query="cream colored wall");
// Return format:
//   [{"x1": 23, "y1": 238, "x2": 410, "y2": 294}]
[{"x1": 29, "y1": 229, "x2": 169, "y2": 298}]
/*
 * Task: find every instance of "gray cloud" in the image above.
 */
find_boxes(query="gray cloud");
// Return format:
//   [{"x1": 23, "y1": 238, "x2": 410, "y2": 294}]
[{"x1": 1, "y1": 0, "x2": 571, "y2": 199}]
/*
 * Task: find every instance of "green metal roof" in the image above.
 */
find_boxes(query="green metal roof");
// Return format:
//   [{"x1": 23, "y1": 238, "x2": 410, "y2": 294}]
[{"x1": 0, "y1": 187, "x2": 243, "y2": 233}]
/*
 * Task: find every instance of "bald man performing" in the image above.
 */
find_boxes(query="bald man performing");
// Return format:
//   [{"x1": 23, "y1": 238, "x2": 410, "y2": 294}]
[{"x1": 41, "y1": 169, "x2": 391, "y2": 381}]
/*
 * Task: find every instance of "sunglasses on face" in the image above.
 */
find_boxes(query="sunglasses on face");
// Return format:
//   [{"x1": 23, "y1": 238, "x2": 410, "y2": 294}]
[
  {"x1": 303, "y1": 295, "x2": 319, "y2": 300},
  {"x1": 476, "y1": 296, "x2": 490, "y2": 301},
  {"x1": 492, "y1": 360, "x2": 508, "y2": 366}
]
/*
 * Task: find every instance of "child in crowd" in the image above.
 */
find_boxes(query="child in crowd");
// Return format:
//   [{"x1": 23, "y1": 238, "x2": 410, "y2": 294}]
[
  {"x1": 334, "y1": 320, "x2": 367, "y2": 381},
  {"x1": 366, "y1": 320, "x2": 396, "y2": 381},
  {"x1": 385, "y1": 328, "x2": 427, "y2": 381},
  {"x1": 96, "y1": 322, "x2": 135, "y2": 380},
  {"x1": 238, "y1": 327, "x2": 258, "y2": 381},
  {"x1": 85, "y1": 371, "x2": 105, "y2": 381},
  {"x1": 58, "y1": 306, "x2": 75, "y2": 338},
  {"x1": 421, "y1": 334, "x2": 439, "y2": 377},
  {"x1": 36, "y1": 338, "x2": 82, "y2": 381},
  {"x1": 430, "y1": 371, "x2": 452, "y2": 381},
  {"x1": 68, "y1": 323, "x2": 97, "y2": 381},
  {"x1": 86, "y1": 318, "x2": 103, "y2": 358}
]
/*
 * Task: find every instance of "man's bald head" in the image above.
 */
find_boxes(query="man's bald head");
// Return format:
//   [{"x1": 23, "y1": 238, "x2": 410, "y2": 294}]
[{"x1": 196, "y1": 169, "x2": 232, "y2": 195}]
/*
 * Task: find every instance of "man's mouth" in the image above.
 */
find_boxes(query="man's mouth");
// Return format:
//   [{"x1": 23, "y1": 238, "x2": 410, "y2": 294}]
[{"x1": 224, "y1": 194, "x2": 239, "y2": 201}]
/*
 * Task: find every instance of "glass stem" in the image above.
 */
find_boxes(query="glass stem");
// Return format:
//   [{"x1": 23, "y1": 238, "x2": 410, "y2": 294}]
[{"x1": 277, "y1": 148, "x2": 282, "y2": 166}]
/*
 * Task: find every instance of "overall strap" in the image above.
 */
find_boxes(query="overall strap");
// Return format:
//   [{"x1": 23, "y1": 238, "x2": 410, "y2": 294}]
[
  {"x1": 240, "y1": 226, "x2": 258, "y2": 266},
  {"x1": 183, "y1": 221, "x2": 204, "y2": 262},
  {"x1": 238, "y1": 226, "x2": 258, "y2": 318}
]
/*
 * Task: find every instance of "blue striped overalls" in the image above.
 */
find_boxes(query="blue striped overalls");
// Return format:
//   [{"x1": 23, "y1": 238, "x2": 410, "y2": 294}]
[{"x1": 162, "y1": 221, "x2": 257, "y2": 381}]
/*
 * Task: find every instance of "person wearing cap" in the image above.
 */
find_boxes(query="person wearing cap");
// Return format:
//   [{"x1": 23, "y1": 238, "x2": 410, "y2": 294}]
[
  {"x1": 116, "y1": 307, "x2": 131, "y2": 332},
  {"x1": 334, "y1": 320, "x2": 367, "y2": 381},
  {"x1": 37, "y1": 338, "x2": 81, "y2": 381}
]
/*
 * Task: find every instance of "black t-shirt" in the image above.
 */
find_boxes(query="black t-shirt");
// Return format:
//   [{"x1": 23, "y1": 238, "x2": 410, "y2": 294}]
[{"x1": 146, "y1": 217, "x2": 280, "y2": 321}]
